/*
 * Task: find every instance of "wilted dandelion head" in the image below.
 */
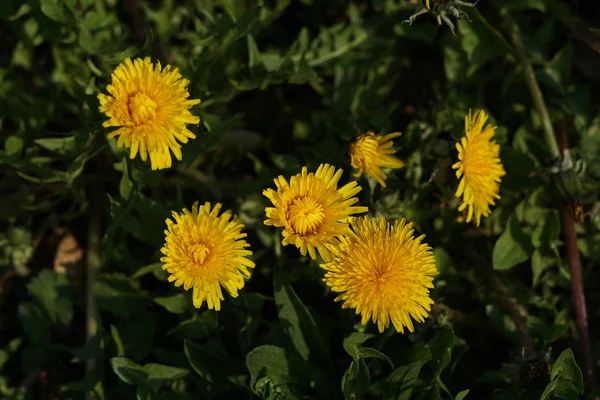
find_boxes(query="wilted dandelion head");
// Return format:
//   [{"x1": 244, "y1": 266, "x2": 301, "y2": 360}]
[
  {"x1": 452, "y1": 109, "x2": 506, "y2": 226},
  {"x1": 350, "y1": 132, "x2": 405, "y2": 188},
  {"x1": 160, "y1": 202, "x2": 255, "y2": 311},
  {"x1": 98, "y1": 57, "x2": 201, "y2": 170},
  {"x1": 263, "y1": 164, "x2": 368, "y2": 261},
  {"x1": 321, "y1": 216, "x2": 437, "y2": 333}
]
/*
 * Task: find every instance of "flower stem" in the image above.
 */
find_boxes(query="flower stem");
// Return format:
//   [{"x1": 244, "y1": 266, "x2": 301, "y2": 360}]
[{"x1": 506, "y1": 16, "x2": 560, "y2": 160}]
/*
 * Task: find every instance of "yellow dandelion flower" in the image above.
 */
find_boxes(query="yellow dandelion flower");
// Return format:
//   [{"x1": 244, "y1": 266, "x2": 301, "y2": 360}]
[
  {"x1": 350, "y1": 132, "x2": 405, "y2": 188},
  {"x1": 322, "y1": 216, "x2": 437, "y2": 333},
  {"x1": 263, "y1": 163, "x2": 369, "y2": 261},
  {"x1": 98, "y1": 57, "x2": 201, "y2": 170},
  {"x1": 160, "y1": 202, "x2": 255, "y2": 311},
  {"x1": 452, "y1": 109, "x2": 506, "y2": 226}
]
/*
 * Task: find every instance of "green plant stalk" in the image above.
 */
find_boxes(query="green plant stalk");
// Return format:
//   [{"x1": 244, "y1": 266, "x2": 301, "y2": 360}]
[
  {"x1": 507, "y1": 17, "x2": 560, "y2": 160},
  {"x1": 506, "y1": 16, "x2": 597, "y2": 395}
]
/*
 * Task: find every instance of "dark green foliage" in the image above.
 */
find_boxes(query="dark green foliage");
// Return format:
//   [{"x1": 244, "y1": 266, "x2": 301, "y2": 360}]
[{"x1": 1, "y1": 0, "x2": 599, "y2": 399}]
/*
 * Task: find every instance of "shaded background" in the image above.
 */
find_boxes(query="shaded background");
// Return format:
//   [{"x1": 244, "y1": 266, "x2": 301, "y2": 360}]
[{"x1": 1, "y1": 0, "x2": 600, "y2": 399}]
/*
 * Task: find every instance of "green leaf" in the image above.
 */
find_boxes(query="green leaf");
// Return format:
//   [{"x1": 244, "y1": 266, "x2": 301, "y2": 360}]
[
  {"x1": 343, "y1": 332, "x2": 393, "y2": 368},
  {"x1": 456, "y1": 389, "x2": 470, "y2": 400},
  {"x1": 110, "y1": 325, "x2": 125, "y2": 357},
  {"x1": 550, "y1": 349, "x2": 584, "y2": 393},
  {"x1": 154, "y1": 293, "x2": 189, "y2": 314},
  {"x1": 110, "y1": 357, "x2": 148, "y2": 385},
  {"x1": 541, "y1": 379, "x2": 581, "y2": 400},
  {"x1": 137, "y1": 386, "x2": 157, "y2": 400},
  {"x1": 184, "y1": 340, "x2": 230, "y2": 384},
  {"x1": 27, "y1": 270, "x2": 73, "y2": 324},
  {"x1": 247, "y1": 34, "x2": 261, "y2": 69},
  {"x1": 132, "y1": 263, "x2": 165, "y2": 280},
  {"x1": 274, "y1": 277, "x2": 332, "y2": 370},
  {"x1": 343, "y1": 332, "x2": 374, "y2": 361},
  {"x1": 145, "y1": 364, "x2": 189, "y2": 381},
  {"x1": 531, "y1": 210, "x2": 560, "y2": 249},
  {"x1": 531, "y1": 249, "x2": 551, "y2": 287},
  {"x1": 120, "y1": 158, "x2": 133, "y2": 200},
  {"x1": 245, "y1": 345, "x2": 304, "y2": 396},
  {"x1": 18, "y1": 303, "x2": 51, "y2": 347},
  {"x1": 34, "y1": 136, "x2": 77, "y2": 155},
  {"x1": 383, "y1": 358, "x2": 430, "y2": 400},
  {"x1": 342, "y1": 358, "x2": 370, "y2": 400},
  {"x1": 426, "y1": 330, "x2": 455, "y2": 379},
  {"x1": 540, "y1": 349, "x2": 584, "y2": 400},
  {"x1": 40, "y1": 0, "x2": 68, "y2": 23},
  {"x1": 493, "y1": 215, "x2": 533, "y2": 270},
  {"x1": 93, "y1": 273, "x2": 148, "y2": 318},
  {"x1": 4, "y1": 135, "x2": 23, "y2": 156},
  {"x1": 167, "y1": 312, "x2": 219, "y2": 340}
]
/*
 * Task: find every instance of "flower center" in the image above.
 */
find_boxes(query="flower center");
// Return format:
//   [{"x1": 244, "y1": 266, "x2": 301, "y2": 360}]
[
  {"x1": 127, "y1": 92, "x2": 157, "y2": 125},
  {"x1": 188, "y1": 242, "x2": 210, "y2": 266},
  {"x1": 288, "y1": 197, "x2": 325, "y2": 235}
]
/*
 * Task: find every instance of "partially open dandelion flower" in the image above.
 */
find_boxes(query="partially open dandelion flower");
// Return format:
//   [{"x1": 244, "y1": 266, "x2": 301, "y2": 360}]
[
  {"x1": 350, "y1": 132, "x2": 405, "y2": 188},
  {"x1": 263, "y1": 164, "x2": 368, "y2": 261},
  {"x1": 160, "y1": 202, "x2": 254, "y2": 311},
  {"x1": 322, "y1": 216, "x2": 437, "y2": 333},
  {"x1": 452, "y1": 109, "x2": 506, "y2": 226},
  {"x1": 98, "y1": 57, "x2": 201, "y2": 170}
]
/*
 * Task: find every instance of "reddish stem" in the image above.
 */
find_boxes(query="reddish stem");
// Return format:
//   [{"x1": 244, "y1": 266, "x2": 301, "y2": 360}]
[
  {"x1": 560, "y1": 208, "x2": 597, "y2": 393},
  {"x1": 556, "y1": 120, "x2": 598, "y2": 396}
]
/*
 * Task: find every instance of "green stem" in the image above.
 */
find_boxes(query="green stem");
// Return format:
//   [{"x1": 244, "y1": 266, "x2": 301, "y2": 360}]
[
  {"x1": 506, "y1": 16, "x2": 560, "y2": 159},
  {"x1": 307, "y1": 31, "x2": 368, "y2": 67}
]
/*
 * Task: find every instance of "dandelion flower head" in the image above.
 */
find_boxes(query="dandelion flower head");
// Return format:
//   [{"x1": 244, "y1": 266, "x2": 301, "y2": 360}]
[
  {"x1": 350, "y1": 132, "x2": 405, "y2": 188},
  {"x1": 322, "y1": 216, "x2": 437, "y2": 333},
  {"x1": 452, "y1": 109, "x2": 506, "y2": 226},
  {"x1": 98, "y1": 57, "x2": 201, "y2": 170},
  {"x1": 160, "y1": 202, "x2": 255, "y2": 311},
  {"x1": 263, "y1": 164, "x2": 368, "y2": 261}
]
